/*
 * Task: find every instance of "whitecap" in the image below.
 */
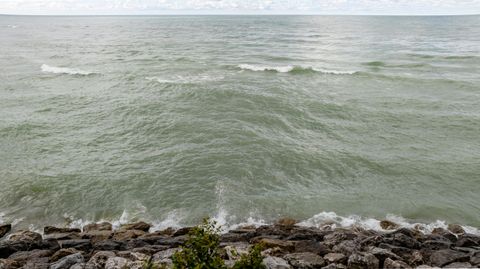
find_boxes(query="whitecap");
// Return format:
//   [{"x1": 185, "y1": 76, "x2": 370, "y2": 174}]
[
  {"x1": 238, "y1": 64, "x2": 357, "y2": 75},
  {"x1": 41, "y1": 64, "x2": 95, "y2": 76},
  {"x1": 146, "y1": 74, "x2": 223, "y2": 84}
]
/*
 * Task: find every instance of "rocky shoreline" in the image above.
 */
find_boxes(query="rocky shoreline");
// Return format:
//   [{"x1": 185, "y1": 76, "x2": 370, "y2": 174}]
[{"x1": 1, "y1": 219, "x2": 479, "y2": 269}]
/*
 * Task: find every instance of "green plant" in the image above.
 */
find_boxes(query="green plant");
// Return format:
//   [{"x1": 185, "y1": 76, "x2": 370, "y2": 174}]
[
  {"x1": 172, "y1": 219, "x2": 226, "y2": 269},
  {"x1": 232, "y1": 244, "x2": 266, "y2": 269},
  {"x1": 142, "y1": 257, "x2": 167, "y2": 269}
]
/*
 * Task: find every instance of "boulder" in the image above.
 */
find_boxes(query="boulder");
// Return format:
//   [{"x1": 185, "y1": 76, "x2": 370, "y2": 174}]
[
  {"x1": 172, "y1": 227, "x2": 193, "y2": 237},
  {"x1": 471, "y1": 251, "x2": 480, "y2": 266},
  {"x1": 83, "y1": 222, "x2": 112, "y2": 232},
  {"x1": 429, "y1": 249, "x2": 470, "y2": 267},
  {"x1": 456, "y1": 237, "x2": 478, "y2": 248},
  {"x1": 8, "y1": 249, "x2": 52, "y2": 265},
  {"x1": 223, "y1": 242, "x2": 250, "y2": 260},
  {"x1": 431, "y1": 228, "x2": 457, "y2": 242},
  {"x1": 320, "y1": 264, "x2": 346, "y2": 269},
  {"x1": 263, "y1": 256, "x2": 292, "y2": 269},
  {"x1": 332, "y1": 240, "x2": 357, "y2": 256},
  {"x1": 8, "y1": 230, "x2": 42, "y2": 245},
  {"x1": 152, "y1": 247, "x2": 180, "y2": 267},
  {"x1": 58, "y1": 239, "x2": 91, "y2": 251},
  {"x1": 50, "y1": 253, "x2": 84, "y2": 269},
  {"x1": 50, "y1": 248, "x2": 82, "y2": 262},
  {"x1": 0, "y1": 259, "x2": 21, "y2": 269},
  {"x1": 0, "y1": 241, "x2": 30, "y2": 258},
  {"x1": 380, "y1": 221, "x2": 400, "y2": 230},
  {"x1": 380, "y1": 233, "x2": 420, "y2": 249},
  {"x1": 120, "y1": 222, "x2": 151, "y2": 232},
  {"x1": 70, "y1": 263, "x2": 86, "y2": 269},
  {"x1": 44, "y1": 232, "x2": 82, "y2": 241},
  {"x1": 383, "y1": 258, "x2": 411, "y2": 269},
  {"x1": 22, "y1": 257, "x2": 50, "y2": 269},
  {"x1": 131, "y1": 245, "x2": 170, "y2": 255},
  {"x1": 44, "y1": 226, "x2": 81, "y2": 235},
  {"x1": 113, "y1": 229, "x2": 145, "y2": 241},
  {"x1": 81, "y1": 230, "x2": 113, "y2": 243},
  {"x1": 368, "y1": 247, "x2": 402, "y2": 264},
  {"x1": 117, "y1": 251, "x2": 150, "y2": 262},
  {"x1": 444, "y1": 262, "x2": 473, "y2": 268},
  {"x1": 422, "y1": 239, "x2": 452, "y2": 250},
  {"x1": 323, "y1": 253, "x2": 347, "y2": 264},
  {"x1": 323, "y1": 231, "x2": 357, "y2": 248},
  {"x1": 276, "y1": 218, "x2": 297, "y2": 228},
  {"x1": 255, "y1": 238, "x2": 295, "y2": 252},
  {"x1": 294, "y1": 241, "x2": 330, "y2": 256},
  {"x1": 104, "y1": 257, "x2": 129, "y2": 269},
  {"x1": 86, "y1": 251, "x2": 116, "y2": 268},
  {"x1": 284, "y1": 252, "x2": 325, "y2": 268},
  {"x1": 0, "y1": 224, "x2": 12, "y2": 238},
  {"x1": 447, "y1": 224, "x2": 465, "y2": 235},
  {"x1": 92, "y1": 240, "x2": 124, "y2": 251},
  {"x1": 347, "y1": 253, "x2": 379, "y2": 269}
]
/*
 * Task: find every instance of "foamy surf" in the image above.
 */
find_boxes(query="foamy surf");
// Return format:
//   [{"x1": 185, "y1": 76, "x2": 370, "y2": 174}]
[
  {"x1": 50, "y1": 210, "x2": 480, "y2": 236},
  {"x1": 146, "y1": 74, "x2": 223, "y2": 84},
  {"x1": 238, "y1": 64, "x2": 357, "y2": 75},
  {"x1": 41, "y1": 64, "x2": 95, "y2": 76}
]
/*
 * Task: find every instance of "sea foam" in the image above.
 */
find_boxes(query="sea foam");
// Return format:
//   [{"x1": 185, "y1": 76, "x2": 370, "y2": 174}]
[
  {"x1": 238, "y1": 64, "x2": 357, "y2": 75},
  {"x1": 41, "y1": 64, "x2": 95, "y2": 76}
]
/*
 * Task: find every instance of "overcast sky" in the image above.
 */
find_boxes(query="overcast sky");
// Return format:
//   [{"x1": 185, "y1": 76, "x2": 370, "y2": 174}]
[{"x1": 1, "y1": 0, "x2": 480, "y2": 15}]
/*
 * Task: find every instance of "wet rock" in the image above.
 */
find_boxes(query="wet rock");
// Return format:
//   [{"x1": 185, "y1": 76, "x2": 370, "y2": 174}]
[
  {"x1": 448, "y1": 224, "x2": 465, "y2": 235},
  {"x1": 323, "y1": 231, "x2": 357, "y2": 248},
  {"x1": 223, "y1": 242, "x2": 250, "y2": 260},
  {"x1": 429, "y1": 249, "x2": 470, "y2": 267},
  {"x1": 380, "y1": 221, "x2": 400, "y2": 230},
  {"x1": 285, "y1": 227, "x2": 325, "y2": 241},
  {"x1": 347, "y1": 253, "x2": 379, "y2": 269},
  {"x1": 256, "y1": 238, "x2": 295, "y2": 252},
  {"x1": 70, "y1": 263, "x2": 86, "y2": 269},
  {"x1": 331, "y1": 240, "x2": 357, "y2": 256},
  {"x1": 131, "y1": 245, "x2": 170, "y2": 255},
  {"x1": 422, "y1": 239, "x2": 452, "y2": 250},
  {"x1": 456, "y1": 237, "x2": 478, "y2": 248},
  {"x1": 152, "y1": 248, "x2": 180, "y2": 267},
  {"x1": 92, "y1": 240, "x2": 124, "y2": 251},
  {"x1": 320, "y1": 264, "x2": 346, "y2": 269},
  {"x1": 368, "y1": 247, "x2": 402, "y2": 265},
  {"x1": 81, "y1": 230, "x2": 113, "y2": 244},
  {"x1": 0, "y1": 224, "x2": 12, "y2": 238},
  {"x1": 172, "y1": 227, "x2": 193, "y2": 237},
  {"x1": 50, "y1": 248, "x2": 82, "y2": 262},
  {"x1": 471, "y1": 251, "x2": 480, "y2": 266},
  {"x1": 83, "y1": 222, "x2": 112, "y2": 232},
  {"x1": 383, "y1": 258, "x2": 411, "y2": 269},
  {"x1": 294, "y1": 241, "x2": 330, "y2": 256},
  {"x1": 431, "y1": 228, "x2": 457, "y2": 242},
  {"x1": 284, "y1": 252, "x2": 325, "y2": 268},
  {"x1": 58, "y1": 239, "x2": 92, "y2": 252},
  {"x1": 221, "y1": 232, "x2": 252, "y2": 242},
  {"x1": 381, "y1": 233, "x2": 420, "y2": 249},
  {"x1": 120, "y1": 221, "x2": 151, "y2": 232},
  {"x1": 50, "y1": 253, "x2": 84, "y2": 269},
  {"x1": 113, "y1": 229, "x2": 145, "y2": 241},
  {"x1": 263, "y1": 256, "x2": 292, "y2": 269},
  {"x1": 323, "y1": 253, "x2": 347, "y2": 264},
  {"x1": 8, "y1": 249, "x2": 52, "y2": 265},
  {"x1": 44, "y1": 226, "x2": 81, "y2": 235},
  {"x1": 117, "y1": 251, "x2": 149, "y2": 262},
  {"x1": 8, "y1": 230, "x2": 42, "y2": 245},
  {"x1": 157, "y1": 235, "x2": 187, "y2": 247},
  {"x1": 22, "y1": 257, "x2": 50, "y2": 269},
  {"x1": 104, "y1": 257, "x2": 129, "y2": 269},
  {"x1": 0, "y1": 241, "x2": 30, "y2": 258},
  {"x1": 0, "y1": 259, "x2": 21, "y2": 269},
  {"x1": 444, "y1": 262, "x2": 473, "y2": 268},
  {"x1": 276, "y1": 218, "x2": 297, "y2": 228},
  {"x1": 44, "y1": 232, "x2": 82, "y2": 241},
  {"x1": 86, "y1": 251, "x2": 116, "y2": 268},
  {"x1": 39, "y1": 238, "x2": 61, "y2": 251}
]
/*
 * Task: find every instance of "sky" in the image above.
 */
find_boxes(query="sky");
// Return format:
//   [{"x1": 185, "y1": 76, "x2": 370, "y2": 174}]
[{"x1": 1, "y1": 0, "x2": 480, "y2": 15}]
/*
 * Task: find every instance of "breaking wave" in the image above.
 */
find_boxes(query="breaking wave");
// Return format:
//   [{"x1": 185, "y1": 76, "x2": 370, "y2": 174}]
[
  {"x1": 238, "y1": 64, "x2": 357, "y2": 75},
  {"x1": 41, "y1": 64, "x2": 95, "y2": 76}
]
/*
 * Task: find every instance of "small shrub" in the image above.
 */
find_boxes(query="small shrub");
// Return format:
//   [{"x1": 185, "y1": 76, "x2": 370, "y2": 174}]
[
  {"x1": 232, "y1": 244, "x2": 266, "y2": 269},
  {"x1": 172, "y1": 218, "x2": 226, "y2": 269},
  {"x1": 142, "y1": 257, "x2": 165, "y2": 269}
]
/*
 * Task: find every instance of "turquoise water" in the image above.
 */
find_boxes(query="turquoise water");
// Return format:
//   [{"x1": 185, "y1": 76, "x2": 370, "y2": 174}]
[{"x1": 0, "y1": 15, "x2": 479, "y2": 230}]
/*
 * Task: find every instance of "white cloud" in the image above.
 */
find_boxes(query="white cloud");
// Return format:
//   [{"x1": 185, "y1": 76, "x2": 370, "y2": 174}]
[{"x1": 0, "y1": 0, "x2": 479, "y2": 15}]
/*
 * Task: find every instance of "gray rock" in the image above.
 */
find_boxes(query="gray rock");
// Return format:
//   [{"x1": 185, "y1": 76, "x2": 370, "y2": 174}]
[
  {"x1": 448, "y1": 224, "x2": 465, "y2": 235},
  {"x1": 50, "y1": 248, "x2": 82, "y2": 262},
  {"x1": 294, "y1": 241, "x2": 330, "y2": 256},
  {"x1": 8, "y1": 249, "x2": 52, "y2": 265},
  {"x1": 347, "y1": 253, "x2": 379, "y2": 269},
  {"x1": 86, "y1": 251, "x2": 116, "y2": 268},
  {"x1": 284, "y1": 252, "x2": 325, "y2": 268},
  {"x1": 104, "y1": 257, "x2": 129, "y2": 269},
  {"x1": 444, "y1": 262, "x2": 473, "y2": 268},
  {"x1": 380, "y1": 220, "x2": 400, "y2": 230},
  {"x1": 83, "y1": 222, "x2": 112, "y2": 232},
  {"x1": 0, "y1": 224, "x2": 12, "y2": 238},
  {"x1": 383, "y1": 258, "x2": 411, "y2": 269},
  {"x1": 92, "y1": 240, "x2": 124, "y2": 251},
  {"x1": 263, "y1": 256, "x2": 292, "y2": 269},
  {"x1": 368, "y1": 247, "x2": 402, "y2": 263},
  {"x1": 120, "y1": 221, "x2": 151, "y2": 232},
  {"x1": 50, "y1": 253, "x2": 84, "y2": 269},
  {"x1": 332, "y1": 240, "x2": 356, "y2": 256},
  {"x1": 323, "y1": 253, "x2": 346, "y2": 264},
  {"x1": 471, "y1": 251, "x2": 480, "y2": 265},
  {"x1": 58, "y1": 239, "x2": 91, "y2": 251},
  {"x1": 422, "y1": 240, "x2": 451, "y2": 250},
  {"x1": 8, "y1": 230, "x2": 42, "y2": 245},
  {"x1": 44, "y1": 226, "x2": 81, "y2": 235},
  {"x1": 429, "y1": 249, "x2": 470, "y2": 267},
  {"x1": 70, "y1": 263, "x2": 86, "y2": 269},
  {"x1": 320, "y1": 263, "x2": 346, "y2": 269}
]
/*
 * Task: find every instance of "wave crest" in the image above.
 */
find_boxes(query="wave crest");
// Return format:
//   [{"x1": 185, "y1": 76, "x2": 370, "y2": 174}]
[
  {"x1": 41, "y1": 64, "x2": 95, "y2": 76},
  {"x1": 238, "y1": 64, "x2": 357, "y2": 75}
]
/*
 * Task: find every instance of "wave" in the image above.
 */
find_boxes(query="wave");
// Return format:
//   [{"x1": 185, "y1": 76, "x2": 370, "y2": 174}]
[
  {"x1": 41, "y1": 64, "x2": 95, "y2": 76},
  {"x1": 237, "y1": 64, "x2": 357, "y2": 75},
  {"x1": 53, "y1": 210, "x2": 480, "y2": 236},
  {"x1": 146, "y1": 74, "x2": 223, "y2": 84}
]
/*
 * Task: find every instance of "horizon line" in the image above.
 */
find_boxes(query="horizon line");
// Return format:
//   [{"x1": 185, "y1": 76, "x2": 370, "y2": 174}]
[{"x1": 1, "y1": 13, "x2": 479, "y2": 16}]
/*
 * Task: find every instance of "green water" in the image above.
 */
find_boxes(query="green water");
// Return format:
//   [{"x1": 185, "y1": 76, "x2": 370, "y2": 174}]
[{"x1": 0, "y1": 15, "x2": 479, "y2": 231}]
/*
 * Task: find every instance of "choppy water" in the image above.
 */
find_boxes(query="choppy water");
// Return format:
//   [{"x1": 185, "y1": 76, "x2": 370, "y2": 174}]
[{"x1": 1, "y1": 15, "x2": 479, "y2": 232}]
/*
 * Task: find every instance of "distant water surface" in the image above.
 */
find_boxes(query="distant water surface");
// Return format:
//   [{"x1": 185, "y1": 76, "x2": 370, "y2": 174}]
[{"x1": 0, "y1": 15, "x2": 479, "y2": 231}]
